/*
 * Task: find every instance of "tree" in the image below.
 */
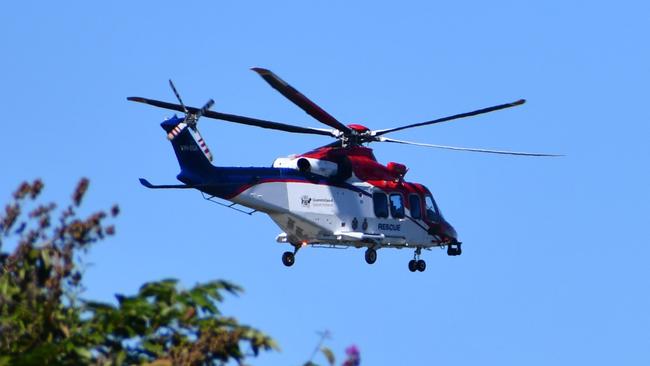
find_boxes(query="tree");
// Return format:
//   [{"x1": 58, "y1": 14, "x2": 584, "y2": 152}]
[{"x1": 0, "y1": 179, "x2": 276, "y2": 365}]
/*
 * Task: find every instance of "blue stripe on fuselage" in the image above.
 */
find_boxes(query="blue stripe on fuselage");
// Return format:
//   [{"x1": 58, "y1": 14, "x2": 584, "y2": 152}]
[{"x1": 177, "y1": 166, "x2": 370, "y2": 199}]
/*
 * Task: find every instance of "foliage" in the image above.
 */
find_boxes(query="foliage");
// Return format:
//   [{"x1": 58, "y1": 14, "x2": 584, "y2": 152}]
[
  {"x1": 302, "y1": 330, "x2": 360, "y2": 366},
  {"x1": 86, "y1": 279, "x2": 276, "y2": 365},
  {"x1": 0, "y1": 179, "x2": 276, "y2": 365},
  {"x1": 303, "y1": 346, "x2": 336, "y2": 366},
  {"x1": 305, "y1": 344, "x2": 360, "y2": 366}
]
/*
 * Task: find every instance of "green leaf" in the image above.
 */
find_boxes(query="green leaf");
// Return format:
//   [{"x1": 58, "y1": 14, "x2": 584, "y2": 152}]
[
  {"x1": 28, "y1": 248, "x2": 39, "y2": 260},
  {"x1": 142, "y1": 340, "x2": 164, "y2": 356},
  {"x1": 84, "y1": 300, "x2": 113, "y2": 311},
  {"x1": 189, "y1": 289, "x2": 217, "y2": 314},
  {"x1": 39, "y1": 249, "x2": 51, "y2": 268},
  {"x1": 321, "y1": 347, "x2": 336, "y2": 366},
  {"x1": 75, "y1": 347, "x2": 93, "y2": 360},
  {"x1": 114, "y1": 350, "x2": 127, "y2": 365}
]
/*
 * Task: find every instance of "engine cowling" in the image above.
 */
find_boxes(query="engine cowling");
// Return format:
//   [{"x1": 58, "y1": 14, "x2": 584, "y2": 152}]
[
  {"x1": 272, "y1": 156, "x2": 339, "y2": 177},
  {"x1": 387, "y1": 162, "x2": 408, "y2": 178}
]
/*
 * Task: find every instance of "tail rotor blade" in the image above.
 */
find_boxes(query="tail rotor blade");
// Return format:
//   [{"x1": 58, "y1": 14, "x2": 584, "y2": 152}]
[
  {"x1": 196, "y1": 99, "x2": 215, "y2": 120},
  {"x1": 169, "y1": 79, "x2": 189, "y2": 114}
]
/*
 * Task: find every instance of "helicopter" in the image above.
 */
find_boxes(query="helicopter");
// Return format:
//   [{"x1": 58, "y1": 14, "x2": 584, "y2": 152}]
[{"x1": 128, "y1": 67, "x2": 558, "y2": 272}]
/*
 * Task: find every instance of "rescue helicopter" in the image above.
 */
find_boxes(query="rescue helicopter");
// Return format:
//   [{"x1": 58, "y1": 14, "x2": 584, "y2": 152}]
[{"x1": 128, "y1": 68, "x2": 558, "y2": 272}]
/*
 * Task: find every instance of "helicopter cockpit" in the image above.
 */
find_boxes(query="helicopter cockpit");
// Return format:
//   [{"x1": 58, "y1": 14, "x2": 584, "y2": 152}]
[
  {"x1": 371, "y1": 188, "x2": 443, "y2": 224},
  {"x1": 424, "y1": 193, "x2": 442, "y2": 223}
]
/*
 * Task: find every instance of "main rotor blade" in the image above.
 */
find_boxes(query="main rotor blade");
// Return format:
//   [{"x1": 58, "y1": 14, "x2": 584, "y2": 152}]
[
  {"x1": 127, "y1": 96, "x2": 335, "y2": 136},
  {"x1": 374, "y1": 99, "x2": 526, "y2": 136},
  {"x1": 378, "y1": 137, "x2": 562, "y2": 156},
  {"x1": 251, "y1": 67, "x2": 352, "y2": 134}
]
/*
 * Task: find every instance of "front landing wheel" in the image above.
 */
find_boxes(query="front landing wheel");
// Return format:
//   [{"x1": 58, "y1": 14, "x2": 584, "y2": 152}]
[
  {"x1": 281, "y1": 251, "x2": 295, "y2": 267},
  {"x1": 365, "y1": 248, "x2": 377, "y2": 264}
]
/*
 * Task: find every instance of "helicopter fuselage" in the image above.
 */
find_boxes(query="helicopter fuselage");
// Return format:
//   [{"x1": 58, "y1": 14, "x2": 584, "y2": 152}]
[{"x1": 176, "y1": 135, "x2": 458, "y2": 252}]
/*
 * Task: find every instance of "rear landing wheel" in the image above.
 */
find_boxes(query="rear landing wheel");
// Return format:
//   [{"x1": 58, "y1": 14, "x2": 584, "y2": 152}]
[
  {"x1": 408, "y1": 259, "x2": 417, "y2": 272},
  {"x1": 281, "y1": 251, "x2": 295, "y2": 267},
  {"x1": 416, "y1": 259, "x2": 426, "y2": 272},
  {"x1": 365, "y1": 248, "x2": 377, "y2": 264}
]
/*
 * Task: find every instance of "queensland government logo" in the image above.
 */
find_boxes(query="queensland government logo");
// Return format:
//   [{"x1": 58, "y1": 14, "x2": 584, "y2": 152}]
[{"x1": 300, "y1": 195, "x2": 312, "y2": 207}]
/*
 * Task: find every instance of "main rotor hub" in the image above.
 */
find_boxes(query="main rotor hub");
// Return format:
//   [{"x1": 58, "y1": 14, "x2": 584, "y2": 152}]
[
  {"x1": 339, "y1": 124, "x2": 373, "y2": 147},
  {"x1": 347, "y1": 124, "x2": 370, "y2": 134}
]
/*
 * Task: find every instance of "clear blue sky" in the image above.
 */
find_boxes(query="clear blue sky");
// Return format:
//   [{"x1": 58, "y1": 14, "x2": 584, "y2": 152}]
[{"x1": 2, "y1": 1, "x2": 649, "y2": 365}]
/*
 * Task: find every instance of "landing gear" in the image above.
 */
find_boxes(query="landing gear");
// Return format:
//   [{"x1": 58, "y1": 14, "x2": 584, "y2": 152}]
[
  {"x1": 447, "y1": 242, "x2": 462, "y2": 256},
  {"x1": 282, "y1": 244, "x2": 301, "y2": 267},
  {"x1": 364, "y1": 248, "x2": 377, "y2": 264},
  {"x1": 408, "y1": 260, "x2": 418, "y2": 272},
  {"x1": 408, "y1": 247, "x2": 426, "y2": 272},
  {"x1": 281, "y1": 251, "x2": 295, "y2": 267},
  {"x1": 417, "y1": 259, "x2": 426, "y2": 271}
]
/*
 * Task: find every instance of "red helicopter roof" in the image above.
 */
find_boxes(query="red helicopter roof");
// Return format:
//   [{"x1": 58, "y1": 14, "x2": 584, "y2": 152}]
[{"x1": 300, "y1": 145, "x2": 416, "y2": 185}]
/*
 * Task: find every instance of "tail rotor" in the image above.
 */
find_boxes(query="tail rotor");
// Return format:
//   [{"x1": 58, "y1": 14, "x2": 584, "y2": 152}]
[
  {"x1": 168, "y1": 79, "x2": 214, "y2": 130},
  {"x1": 165, "y1": 80, "x2": 215, "y2": 162}
]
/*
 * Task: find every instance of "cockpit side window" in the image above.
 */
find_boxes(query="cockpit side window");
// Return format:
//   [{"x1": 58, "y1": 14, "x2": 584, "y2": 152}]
[
  {"x1": 373, "y1": 192, "x2": 389, "y2": 218},
  {"x1": 389, "y1": 193, "x2": 405, "y2": 219},
  {"x1": 425, "y1": 194, "x2": 440, "y2": 222},
  {"x1": 409, "y1": 194, "x2": 422, "y2": 219}
]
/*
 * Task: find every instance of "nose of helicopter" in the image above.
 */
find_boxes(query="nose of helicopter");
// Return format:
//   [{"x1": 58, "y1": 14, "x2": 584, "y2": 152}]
[
  {"x1": 445, "y1": 221, "x2": 458, "y2": 241},
  {"x1": 427, "y1": 219, "x2": 458, "y2": 242}
]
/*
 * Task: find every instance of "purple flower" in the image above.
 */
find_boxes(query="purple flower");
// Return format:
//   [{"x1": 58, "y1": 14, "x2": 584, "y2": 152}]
[{"x1": 342, "y1": 344, "x2": 360, "y2": 366}]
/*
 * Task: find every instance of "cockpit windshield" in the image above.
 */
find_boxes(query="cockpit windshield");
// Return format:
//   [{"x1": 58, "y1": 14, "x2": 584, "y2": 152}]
[{"x1": 424, "y1": 194, "x2": 441, "y2": 222}]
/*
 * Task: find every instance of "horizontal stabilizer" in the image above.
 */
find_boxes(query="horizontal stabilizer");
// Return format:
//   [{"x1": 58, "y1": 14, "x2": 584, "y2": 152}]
[{"x1": 139, "y1": 178, "x2": 196, "y2": 189}]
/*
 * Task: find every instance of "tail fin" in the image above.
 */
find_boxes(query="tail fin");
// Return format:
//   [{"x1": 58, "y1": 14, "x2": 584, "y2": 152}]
[{"x1": 160, "y1": 116, "x2": 214, "y2": 184}]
